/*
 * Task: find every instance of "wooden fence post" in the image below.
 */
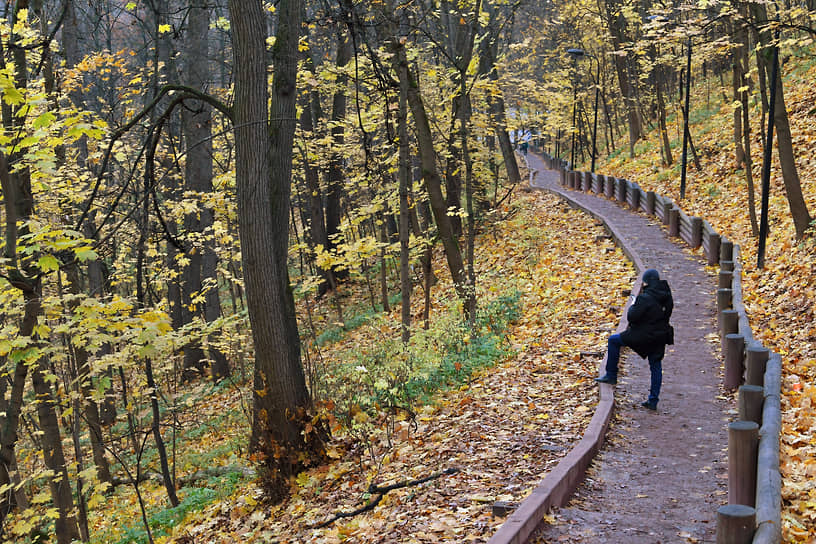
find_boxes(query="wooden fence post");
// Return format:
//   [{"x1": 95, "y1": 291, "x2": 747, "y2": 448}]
[
  {"x1": 720, "y1": 309, "x2": 739, "y2": 341},
  {"x1": 630, "y1": 187, "x2": 640, "y2": 210},
  {"x1": 707, "y1": 231, "x2": 721, "y2": 265},
  {"x1": 719, "y1": 270, "x2": 734, "y2": 289},
  {"x1": 721, "y1": 239, "x2": 734, "y2": 262},
  {"x1": 690, "y1": 217, "x2": 703, "y2": 248},
  {"x1": 725, "y1": 333, "x2": 745, "y2": 389},
  {"x1": 717, "y1": 504, "x2": 756, "y2": 544},
  {"x1": 668, "y1": 207, "x2": 680, "y2": 237},
  {"x1": 738, "y1": 385, "x2": 764, "y2": 424},
  {"x1": 605, "y1": 177, "x2": 615, "y2": 199},
  {"x1": 661, "y1": 200, "x2": 672, "y2": 225},
  {"x1": 720, "y1": 260, "x2": 734, "y2": 272},
  {"x1": 646, "y1": 191, "x2": 656, "y2": 215},
  {"x1": 745, "y1": 346, "x2": 770, "y2": 387},
  {"x1": 717, "y1": 288, "x2": 733, "y2": 313},
  {"x1": 616, "y1": 179, "x2": 627, "y2": 203},
  {"x1": 728, "y1": 421, "x2": 759, "y2": 507}
]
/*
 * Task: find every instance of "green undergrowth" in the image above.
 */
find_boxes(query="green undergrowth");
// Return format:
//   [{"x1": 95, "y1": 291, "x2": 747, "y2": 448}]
[
  {"x1": 108, "y1": 471, "x2": 246, "y2": 544},
  {"x1": 315, "y1": 292, "x2": 402, "y2": 346},
  {"x1": 321, "y1": 289, "x2": 522, "y2": 432}
]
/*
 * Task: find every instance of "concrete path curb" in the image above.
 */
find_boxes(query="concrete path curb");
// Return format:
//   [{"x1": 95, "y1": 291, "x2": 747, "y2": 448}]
[{"x1": 487, "y1": 159, "x2": 648, "y2": 544}]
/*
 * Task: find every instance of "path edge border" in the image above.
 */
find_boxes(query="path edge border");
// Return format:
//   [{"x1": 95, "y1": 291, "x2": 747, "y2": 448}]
[{"x1": 486, "y1": 164, "x2": 646, "y2": 544}]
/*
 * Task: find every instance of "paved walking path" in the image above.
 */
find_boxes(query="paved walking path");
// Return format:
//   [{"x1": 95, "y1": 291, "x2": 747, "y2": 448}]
[{"x1": 526, "y1": 154, "x2": 728, "y2": 543}]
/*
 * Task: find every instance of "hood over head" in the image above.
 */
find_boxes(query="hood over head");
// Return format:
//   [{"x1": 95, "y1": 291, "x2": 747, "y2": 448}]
[
  {"x1": 642, "y1": 269, "x2": 671, "y2": 304},
  {"x1": 642, "y1": 269, "x2": 660, "y2": 287}
]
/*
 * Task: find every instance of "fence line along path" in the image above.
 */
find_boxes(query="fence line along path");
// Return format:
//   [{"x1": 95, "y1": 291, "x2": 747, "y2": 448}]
[{"x1": 524, "y1": 154, "x2": 728, "y2": 543}]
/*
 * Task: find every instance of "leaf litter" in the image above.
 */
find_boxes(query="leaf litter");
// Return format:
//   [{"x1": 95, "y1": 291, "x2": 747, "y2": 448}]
[{"x1": 167, "y1": 185, "x2": 635, "y2": 543}]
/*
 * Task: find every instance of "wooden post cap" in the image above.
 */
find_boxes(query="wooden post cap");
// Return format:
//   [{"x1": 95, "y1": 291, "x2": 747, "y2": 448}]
[
  {"x1": 720, "y1": 239, "x2": 734, "y2": 262},
  {"x1": 717, "y1": 288, "x2": 733, "y2": 313},
  {"x1": 717, "y1": 504, "x2": 756, "y2": 544},
  {"x1": 720, "y1": 309, "x2": 739, "y2": 338},
  {"x1": 719, "y1": 270, "x2": 734, "y2": 289},
  {"x1": 492, "y1": 501, "x2": 516, "y2": 517},
  {"x1": 668, "y1": 208, "x2": 680, "y2": 237}
]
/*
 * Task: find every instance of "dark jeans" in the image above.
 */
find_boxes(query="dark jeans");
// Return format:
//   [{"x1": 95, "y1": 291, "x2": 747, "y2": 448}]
[{"x1": 605, "y1": 333, "x2": 663, "y2": 405}]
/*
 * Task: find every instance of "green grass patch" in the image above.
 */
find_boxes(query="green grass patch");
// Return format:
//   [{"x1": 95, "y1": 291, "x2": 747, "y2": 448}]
[
  {"x1": 315, "y1": 292, "x2": 402, "y2": 346},
  {"x1": 108, "y1": 471, "x2": 246, "y2": 544}
]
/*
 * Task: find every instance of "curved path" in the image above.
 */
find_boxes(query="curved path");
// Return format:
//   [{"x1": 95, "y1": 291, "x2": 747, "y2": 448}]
[{"x1": 524, "y1": 155, "x2": 728, "y2": 543}]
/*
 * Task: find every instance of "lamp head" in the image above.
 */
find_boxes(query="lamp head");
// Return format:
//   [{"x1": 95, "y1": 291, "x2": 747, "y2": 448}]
[{"x1": 566, "y1": 48, "x2": 585, "y2": 58}]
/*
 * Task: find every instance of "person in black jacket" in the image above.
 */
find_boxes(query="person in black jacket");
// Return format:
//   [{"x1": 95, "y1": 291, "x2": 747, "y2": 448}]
[{"x1": 595, "y1": 269, "x2": 674, "y2": 410}]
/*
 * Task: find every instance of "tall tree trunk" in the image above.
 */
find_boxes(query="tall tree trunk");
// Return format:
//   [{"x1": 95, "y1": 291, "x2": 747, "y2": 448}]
[
  {"x1": 603, "y1": 0, "x2": 642, "y2": 155},
  {"x1": 325, "y1": 28, "x2": 352, "y2": 281},
  {"x1": 140, "y1": 134, "x2": 180, "y2": 508},
  {"x1": 477, "y1": 7, "x2": 521, "y2": 190},
  {"x1": 32, "y1": 360, "x2": 81, "y2": 544},
  {"x1": 64, "y1": 265, "x2": 113, "y2": 487},
  {"x1": 297, "y1": 65, "x2": 336, "y2": 296},
  {"x1": 228, "y1": 0, "x2": 323, "y2": 502},
  {"x1": 766, "y1": 65, "x2": 812, "y2": 238},
  {"x1": 655, "y1": 69, "x2": 673, "y2": 166},
  {"x1": 0, "y1": 4, "x2": 79, "y2": 539},
  {"x1": 182, "y1": 0, "x2": 230, "y2": 380},
  {"x1": 398, "y1": 47, "x2": 472, "y2": 314},
  {"x1": 396, "y1": 20, "x2": 412, "y2": 344},
  {"x1": 732, "y1": 20, "x2": 760, "y2": 236},
  {"x1": 50, "y1": 0, "x2": 113, "y2": 489}
]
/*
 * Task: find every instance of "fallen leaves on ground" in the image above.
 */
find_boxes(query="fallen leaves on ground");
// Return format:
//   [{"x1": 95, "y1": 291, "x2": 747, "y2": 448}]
[{"x1": 167, "y1": 184, "x2": 634, "y2": 543}]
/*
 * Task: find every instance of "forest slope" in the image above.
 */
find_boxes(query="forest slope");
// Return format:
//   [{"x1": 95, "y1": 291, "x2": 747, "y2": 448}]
[{"x1": 142, "y1": 183, "x2": 635, "y2": 543}]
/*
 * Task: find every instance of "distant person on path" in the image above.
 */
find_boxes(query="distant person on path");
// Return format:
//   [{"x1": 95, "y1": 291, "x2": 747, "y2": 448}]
[
  {"x1": 519, "y1": 140, "x2": 529, "y2": 155},
  {"x1": 595, "y1": 269, "x2": 674, "y2": 410}
]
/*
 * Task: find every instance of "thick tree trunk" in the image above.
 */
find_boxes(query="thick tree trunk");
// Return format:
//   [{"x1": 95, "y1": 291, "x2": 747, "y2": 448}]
[
  {"x1": 767, "y1": 67, "x2": 812, "y2": 238},
  {"x1": 32, "y1": 361, "x2": 82, "y2": 544},
  {"x1": 0, "y1": 298, "x2": 35, "y2": 529},
  {"x1": 396, "y1": 25, "x2": 412, "y2": 344},
  {"x1": 229, "y1": 0, "x2": 322, "y2": 501},
  {"x1": 0, "y1": 4, "x2": 79, "y2": 537}
]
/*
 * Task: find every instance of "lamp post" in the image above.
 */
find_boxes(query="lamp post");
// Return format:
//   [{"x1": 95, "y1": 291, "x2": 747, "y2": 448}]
[{"x1": 566, "y1": 48, "x2": 600, "y2": 172}]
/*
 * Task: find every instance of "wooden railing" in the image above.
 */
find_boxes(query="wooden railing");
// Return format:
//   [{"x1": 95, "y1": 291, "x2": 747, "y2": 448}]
[{"x1": 541, "y1": 157, "x2": 782, "y2": 544}]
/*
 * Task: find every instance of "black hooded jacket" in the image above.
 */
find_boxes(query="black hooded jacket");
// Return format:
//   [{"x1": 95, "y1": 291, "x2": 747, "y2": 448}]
[{"x1": 620, "y1": 272, "x2": 674, "y2": 359}]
